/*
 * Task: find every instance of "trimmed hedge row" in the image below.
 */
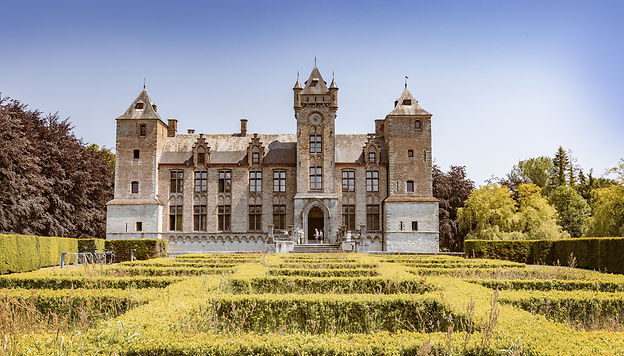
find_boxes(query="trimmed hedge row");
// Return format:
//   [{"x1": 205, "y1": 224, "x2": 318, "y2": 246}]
[
  {"x1": 105, "y1": 239, "x2": 167, "y2": 262},
  {"x1": 101, "y1": 266, "x2": 233, "y2": 277},
  {"x1": 0, "y1": 234, "x2": 78, "y2": 274},
  {"x1": 180, "y1": 293, "x2": 461, "y2": 334},
  {"x1": 0, "y1": 275, "x2": 183, "y2": 289},
  {"x1": 77, "y1": 238, "x2": 105, "y2": 253},
  {"x1": 228, "y1": 276, "x2": 432, "y2": 294},
  {"x1": 467, "y1": 278, "x2": 624, "y2": 292},
  {"x1": 465, "y1": 237, "x2": 624, "y2": 273},
  {"x1": 268, "y1": 268, "x2": 379, "y2": 277}
]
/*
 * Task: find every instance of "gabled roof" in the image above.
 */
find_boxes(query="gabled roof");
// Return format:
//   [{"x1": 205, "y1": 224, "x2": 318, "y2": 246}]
[
  {"x1": 301, "y1": 66, "x2": 328, "y2": 95},
  {"x1": 386, "y1": 87, "x2": 431, "y2": 116},
  {"x1": 117, "y1": 89, "x2": 162, "y2": 120}
]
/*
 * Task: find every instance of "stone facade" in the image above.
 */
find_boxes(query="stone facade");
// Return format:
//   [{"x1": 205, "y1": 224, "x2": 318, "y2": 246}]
[{"x1": 106, "y1": 66, "x2": 439, "y2": 253}]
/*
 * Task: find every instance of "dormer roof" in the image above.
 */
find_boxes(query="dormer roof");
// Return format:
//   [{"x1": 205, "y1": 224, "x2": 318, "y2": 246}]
[
  {"x1": 117, "y1": 89, "x2": 162, "y2": 120},
  {"x1": 387, "y1": 87, "x2": 431, "y2": 116},
  {"x1": 302, "y1": 66, "x2": 328, "y2": 95}
]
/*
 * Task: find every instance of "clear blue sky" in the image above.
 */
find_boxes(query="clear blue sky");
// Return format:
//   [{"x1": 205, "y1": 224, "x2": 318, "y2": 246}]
[{"x1": 1, "y1": 0, "x2": 622, "y2": 184}]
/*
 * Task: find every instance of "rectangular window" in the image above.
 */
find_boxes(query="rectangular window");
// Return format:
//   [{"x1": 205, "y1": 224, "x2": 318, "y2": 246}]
[
  {"x1": 342, "y1": 205, "x2": 356, "y2": 231},
  {"x1": 408, "y1": 150, "x2": 414, "y2": 157},
  {"x1": 366, "y1": 204, "x2": 380, "y2": 231},
  {"x1": 412, "y1": 221, "x2": 418, "y2": 231},
  {"x1": 368, "y1": 152, "x2": 376, "y2": 163},
  {"x1": 193, "y1": 205, "x2": 207, "y2": 231},
  {"x1": 169, "y1": 205, "x2": 183, "y2": 231},
  {"x1": 249, "y1": 171, "x2": 262, "y2": 192},
  {"x1": 248, "y1": 205, "x2": 262, "y2": 231},
  {"x1": 131, "y1": 181, "x2": 139, "y2": 194},
  {"x1": 194, "y1": 171, "x2": 207, "y2": 193},
  {"x1": 309, "y1": 166, "x2": 322, "y2": 190},
  {"x1": 219, "y1": 170, "x2": 231, "y2": 193},
  {"x1": 415, "y1": 120, "x2": 422, "y2": 130},
  {"x1": 139, "y1": 124, "x2": 146, "y2": 136},
  {"x1": 407, "y1": 180, "x2": 414, "y2": 192},
  {"x1": 197, "y1": 152, "x2": 206, "y2": 164},
  {"x1": 273, "y1": 170, "x2": 286, "y2": 192},
  {"x1": 136, "y1": 222, "x2": 142, "y2": 232},
  {"x1": 252, "y1": 152, "x2": 260, "y2": 163},
  {"x1": 133, "y1": 150, "x2": 140, "y2": 159},
  {"x1": 273, "y1": 204, "x2": 286, "y2": 230},
  {"x1": 366, "y1": 171, "x2": 379, "y2": 192},
  {"x1": 310, "y1": 135, "x2": 322, "y2": 154},
  {"x1": 342, "y1": 170, "x2": 355, "y2": 192},
  {"x1": 170, "y1": 170, "x2": 184, "y2": 194},
  {"x1": 218, "y1": 205, "x2": 231, "y2": 231}
]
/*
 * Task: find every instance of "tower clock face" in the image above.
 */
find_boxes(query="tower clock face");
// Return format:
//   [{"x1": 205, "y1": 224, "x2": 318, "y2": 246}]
[{"x1": 309, "y1": 113, "x2": 323, "y2": 125}]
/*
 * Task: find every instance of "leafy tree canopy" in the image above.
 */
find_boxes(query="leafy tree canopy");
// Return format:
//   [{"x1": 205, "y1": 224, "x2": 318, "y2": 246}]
[
  {"x1": 433, "y1": 165, "x2": 474, "y2": 252},
  {"x1": 548, "y1": 185, "x2": 590, "y2": 237},
  {"x1": 584, "y1": 184, "x2": 624, "y2": 237}
]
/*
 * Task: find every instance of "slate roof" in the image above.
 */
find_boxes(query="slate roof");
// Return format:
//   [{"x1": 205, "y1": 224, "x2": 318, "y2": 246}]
[
  {"x1": 301, "y1": 66, "x2": 329, "y2": 95},
  {"x1": 387, "y1": 87, "x2": 431, "y2": 116},
  {"x1": 117, "y1": 89, "x2": 162, "y2": 121}
]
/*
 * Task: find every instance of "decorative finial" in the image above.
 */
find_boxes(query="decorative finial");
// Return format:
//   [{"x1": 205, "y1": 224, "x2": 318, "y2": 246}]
[
  {"x1": 332, "y1": 71, "x2": 335, "y2": 80},
  {"x1": 314, "y1": 56, "x2": 317, "y2": 67},
  {"x1": 297, "y1": 71, "x2": 299, "y2": 79},
  {"x1": 405, "y1": 76, "x2": 408, "y2": 88},
  {"x1": 143, "y1": 77, "x2": 146, "y2": 90}
]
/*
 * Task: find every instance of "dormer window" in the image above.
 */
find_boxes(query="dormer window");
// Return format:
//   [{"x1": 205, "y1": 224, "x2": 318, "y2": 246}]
[
  {"x1": 402, "y1": 99, "x2": 412, "y2": 106},
  {"x1": 135, "y1": 102, "x2": 144, "y2": 110},
  {"x1": 394, "y1": 100, "x2": 398, "y2": 107},
  {"x1": 197, "y1": 152, "x2": 206, "y2": 164},
  {"x1": 152, "y1": 104, "x2": 157, "y2": 112},
  {"x1": 252, "y1": 152, "x2": 260, "y2": 163},
  {"x1": 414, "y1": 120, "x2": 422, "y2": 130},
  {"x1": 368, "y1": 152, "x2": 376, "y2": 163},
  {"x1": 310, "y1": 79, "x2": 318, "y2": 87}
]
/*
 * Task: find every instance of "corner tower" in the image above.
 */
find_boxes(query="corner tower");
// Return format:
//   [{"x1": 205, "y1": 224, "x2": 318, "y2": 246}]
[
  {"x1": 106, "y1": 89, "x2": 169, "y2": 240},
  {"x1": 381, "y1": 86, "x2": 439, "y2": 252},
  {"x1": 293, "y1": 66, "x2": 340, "y2": 243}
]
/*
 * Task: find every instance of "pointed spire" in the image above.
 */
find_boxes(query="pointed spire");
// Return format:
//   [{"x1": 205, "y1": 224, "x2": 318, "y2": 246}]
[
  {"x1": 329, "y1": 74, "x2": 338, "y2": 90},
  {"x1": 117, "y1": 88, "x2": 162, "y2": 120},
  {"x1": 301, "y1": 66, "x2": 328, "y2": 94},
  {"x1": 293, "y1": 71, "x2": 302, "y2": 89},
  {"x1": 387, "y1": 86, "x2": 430, "y2": 116}
]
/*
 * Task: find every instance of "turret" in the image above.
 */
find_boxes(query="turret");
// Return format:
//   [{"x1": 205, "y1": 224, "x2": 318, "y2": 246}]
[
  {"x1": 293, "y1": 77, "x2": 303, "y2": 109},
  {"x1": 329, "y1": 77, "x2": 338, "y2": 108}
]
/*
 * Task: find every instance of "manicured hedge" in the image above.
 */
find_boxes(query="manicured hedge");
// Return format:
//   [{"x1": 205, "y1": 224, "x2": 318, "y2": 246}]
[
  {"x1": 77, "y1": 238, "x2": 105, "y2": 253},
  {"x1": 0, "y1": 275, "x2": 183, "y2": 289},
  {"x1": 465, "y1": 237, "x2": 624, "y2": 273},
  {"x1": 268, "y1": 268, "x2": 379, "y2": 277},
  {"x1": 104, "y1": 239, "x2": 167, "y2": 262},
  {"x1": 0, "y1": 234, "x2": 78, "y2": 274}
]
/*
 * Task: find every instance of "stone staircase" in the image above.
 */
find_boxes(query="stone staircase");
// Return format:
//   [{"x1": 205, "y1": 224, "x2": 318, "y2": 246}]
[{"x1": 292, "y1": 243, "x2": 342, "y2": 253}]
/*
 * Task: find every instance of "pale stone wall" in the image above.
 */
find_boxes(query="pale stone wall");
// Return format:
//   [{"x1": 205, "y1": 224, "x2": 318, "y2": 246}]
[
  {"x1": 383, "y1": 201, "x2": 439, "y2": 253},
  {"x1": 106, "y1": 204, "x2": 162, "y2": 240}
]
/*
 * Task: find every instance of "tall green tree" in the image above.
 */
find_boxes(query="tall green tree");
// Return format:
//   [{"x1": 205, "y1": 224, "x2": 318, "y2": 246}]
[
  {"x1": 548, "y1": 185, "x2": 590, "y2": 237},
  {"x1": 584, "y1": 185, "x2": 624, "y2": 237},
  {"x1": 458, "y1": 184, "x2": 519, "y2": 240},
  {"x1": 503, "y1": 156, "x2": 553, "y2": 193},
  {"x1": 551, "y1": 146, "x2": 569, "y2": 188},
  {"x1": 514, "y1": 183, "x2": 569, "y2": 240},
  {"x1": 433, "y1": 165, "x2": 474, "y2": 252}
]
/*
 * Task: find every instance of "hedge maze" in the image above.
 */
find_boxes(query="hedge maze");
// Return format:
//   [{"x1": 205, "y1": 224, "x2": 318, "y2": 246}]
[{"x1": 1, "y1": 253, "x2": 624, "y2": 355}]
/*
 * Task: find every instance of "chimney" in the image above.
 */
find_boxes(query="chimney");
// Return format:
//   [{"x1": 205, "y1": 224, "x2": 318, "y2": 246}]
[
  {"x1": 240, "y1": 118, "x2": 248, "y2": 137},
  {"x1": 167, "y1": 118, "x2": 178, "y2": 137},
  {"x1": 187, "y1": 129, "x2": 195, "y2": 134},
  {"x1": 375, "y1": 119, "x2": 385, "y2": 137}
]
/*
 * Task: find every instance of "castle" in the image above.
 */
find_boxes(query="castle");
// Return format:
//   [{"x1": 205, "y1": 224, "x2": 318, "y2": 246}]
[{"x1": 106, "y1": 66, "x2": 439, "y2": 254}]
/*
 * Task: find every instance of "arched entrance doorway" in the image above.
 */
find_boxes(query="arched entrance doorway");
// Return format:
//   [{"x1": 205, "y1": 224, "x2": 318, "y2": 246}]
[{"x1": 307, "y1": 206, "x2": 324, "y2": 244}]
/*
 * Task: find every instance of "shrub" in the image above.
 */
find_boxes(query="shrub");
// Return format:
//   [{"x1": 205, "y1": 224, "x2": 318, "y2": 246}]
[
  {"x1": 104, "y1": 239, "x2": 167, "y2": 262},
  {"x1": 77, "y1": 238, "x2": 105, "y2": 253},
  {"x1": 0, "y1": 234, "x2": 78, "y2": 274}
]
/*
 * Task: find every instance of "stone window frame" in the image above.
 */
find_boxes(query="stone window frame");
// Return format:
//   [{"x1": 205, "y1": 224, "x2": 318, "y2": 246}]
[
  {"x1": 366, "y1": 204, "x2": 380, "y2": 231},
  {"x1": 366, "y1": 170, "x2": 379, "y2": 192},
  {"x1": 251, "y1": 152, "x2": 260, "y2": 164},
  {"x1": 194, "y1": 171, "x2": 207, "y2": 193},
  {"x1": 407, "y1": 180, "x2": 414, "y2": 192},
  {"x1": 309, "y1": 166, "x2": 323, "y2": 190},
  {"x1": 193, "y1": 205, "x2": 207, "y2": 231},
  {"x1": 131, "y1": 181, "x2": 139, "y2": 194},
  {"x1": 136, "y1": 221, "x2": 142, "y2": 232},
  {"x1": 133, "y1": 149, "x2": 140, "y2": 159},
  {"x1": 248, "y1": 205, "x2": 262, "y2": 231},
  {"x1": 170, "y1": 170, "x2": 184, "y2": 194},
  {"x1": 342, "y1": 170, "x2": 355, "y2": 192},
  {"x1": 341, "y1": 204, "x2": 356, "y2": 231},
  {"x1": 309, "y1": 135, "x2": 322, "y2": 154},
  {"x1": 412, "y1": 221, "x2": 418, "y2": 231},
  {"x1": 217, "y1": 204, "x2": 231, "y2": 231},
  {"x1": 218, "y1": 170, "x2": 232, "y2": 193},
  {"x1": 169, "y1": 205, "x2": 183, "y2": 231},
  {"x1": 249, "y1": 170, "x2": 262, "y2": 193},
  {"x1": 139, "y1": 124, "x2": 147, "y2": 137},
  {"x1": 408, "y1": 149, "x2": 414, "y2": 157},
  {"x1": 273, "y1": 170, "x2": 286, "y2": 192},
  {"x1": 368, "y1": 152, "x2": 376, "y2": 163},
  {"x1": 273, "y1": 204, "x2": 286, "y2": 230},
  {"x1": 414, "y1": 120, "x2": 422, "y2": 130}
]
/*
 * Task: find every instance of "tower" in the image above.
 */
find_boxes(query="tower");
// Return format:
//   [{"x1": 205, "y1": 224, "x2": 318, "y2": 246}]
[
  {"x1": 106, "y1": 89, "x2": 169, "y2": 239},
  {"x1": 381, "y1": 86, "x2": 439, "y2": 252},
  {"x1": 293, "y1": 66, "x2": 340, "y2": 243}
]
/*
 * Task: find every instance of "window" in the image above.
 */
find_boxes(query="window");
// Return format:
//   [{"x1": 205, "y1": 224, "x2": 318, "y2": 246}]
[
  {"x1": 273, "y1": 170, "x2": 286, "y2": 192},
  {"x1": 251, "y1": 152, "x2": 260, "y2": 163},
  {"x1": 135, "y1": 102, "x2": 144, "y2": 109},
  {"x1": 342, "y1": 170, "x2": 355, "y2": 192},
  {"x1": 193, "y1": 205, "x2": 207, "y2": 231},
  {"x1": 133, "y1": 150, "x2": 140, "y2": 159},
  {"x1": 310, "y1": 166, "x2": 322, "y2": 190},
  {"x1": 194, "y1": 171, "x2": 207, "y2": 193},
  {"x1": 310, "y1": 79, "x2": 318, "y2": 87},
  {"x1": 415, "y1": 120, "x2": 422, "y2": 130},
  {"x1": 310, "y1": 135, "x2": 322, "y2": 154},
  {"x1": 170, "y1": 170, "x2": 183, "y2": 194},
  {"x1": 342, "y1": 205, "x2": 356, "y2": 231},
  {"x1": 407, "y1": 180, "x2": 414, "y2": 192},
  {"x1": 249, "y1": 171, "x2": 262, "y2": 192},
  {"x1": 131, "y1": 181, "x2": 139, "y2": 194},
  {"x1": 218, "y1": 205, "x2": 231, "y2": 231},
  {"x1": 412, "y1": 221, "x2": 418, "y2": 231},
  {"x1": 402, "y1": 99, "x2": 412, "y2": 106},
  {"x1": 366, "y1": 204, "x2": 380, "y2": 231},
  {"x1": 408, "y1": 150, "x2": 413, "y2": 157},
  {"x1": 273, "y1": 205, "x2": 286, "y2": 230},
  {"x1": 249, "y1": 205, "x2": 262, "y2": 231},
  {"x1": 424, "y1": 150, "x2": 427, "y2": 163},
  {"x1": 197, "y1": 152, "x2": 206, "y2": 164},
  {"x1": 368, "y1": 152, "x2": 376, "y2": 163},
  {"x1": 139, "y1": 124, "x2": 146, "y2": 136},
  {"x1": 400, "y1": 221, "x2": 403, "y2": 230},
  {"x1": 169, "y1": 205, "x2": 183, "y2": 231},
  {"x1": 366, "y1": 171, "x2": 379, "y2": 192},
  {"x1": 219, "y1": 170, "x2": 231, "y2": 193},
  {"x1": 136, "y1": 222, "x2": 142, "y2": 232}
]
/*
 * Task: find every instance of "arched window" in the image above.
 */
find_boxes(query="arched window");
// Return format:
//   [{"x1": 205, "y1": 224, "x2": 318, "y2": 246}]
[{"x1": 414, "y1": 120, "x2": 422, "y2": 130}]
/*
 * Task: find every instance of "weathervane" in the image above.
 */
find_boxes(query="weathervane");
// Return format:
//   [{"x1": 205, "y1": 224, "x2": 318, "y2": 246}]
[
  {"x1": 314, "y1": 56, "x2": 317, "y2": 67},
  {"x1": 143, "y1": 77, "x2": 146, "y2": 89},
  {"x1": 405, "y1": 75, "x2": 408, "y2": 88}
]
